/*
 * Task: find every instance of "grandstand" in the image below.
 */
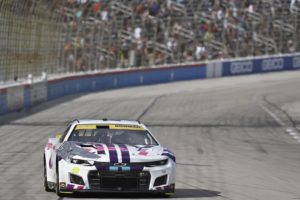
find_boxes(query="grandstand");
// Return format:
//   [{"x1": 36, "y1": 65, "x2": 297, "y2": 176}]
[{"x1": 0, "y1": 0, "x2": 300, "y2": 83}]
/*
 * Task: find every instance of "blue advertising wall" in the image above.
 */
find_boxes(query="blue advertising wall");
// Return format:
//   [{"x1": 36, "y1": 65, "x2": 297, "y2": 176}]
[
  {"x1": 222, "y1": 54, "x2": 300, "y2": 76},
  {"x1": 47, "y1": 64, "x2": 206, "y2": 101}
]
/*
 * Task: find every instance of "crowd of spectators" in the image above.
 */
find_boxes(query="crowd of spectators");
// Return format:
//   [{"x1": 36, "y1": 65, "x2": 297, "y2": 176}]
[{"x1": 61, "y1": 0, "x2": 300, "y2": 72}]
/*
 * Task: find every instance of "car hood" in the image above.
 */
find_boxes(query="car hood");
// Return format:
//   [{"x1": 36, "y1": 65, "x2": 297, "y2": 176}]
[{"x1": 58, "y1": 141, "x2": 175, "y2": 163}]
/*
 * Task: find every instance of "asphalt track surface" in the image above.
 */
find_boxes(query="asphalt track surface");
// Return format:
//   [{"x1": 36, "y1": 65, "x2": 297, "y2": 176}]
[{"x1": 1, "y1": 71, "x2": 300, "y2": 200}]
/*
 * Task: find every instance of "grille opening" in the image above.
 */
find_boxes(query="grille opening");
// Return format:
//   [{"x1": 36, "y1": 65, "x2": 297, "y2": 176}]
[
  {"x1": 88, "y1": 171, "x2": 150, "y2": 191},
  {"x1": 69, "y1": 173, "x2": 84, "y2": 185},
  {"x1": 154, "y1": 175, "x2": 168, "y2": 187},
  {"x1": 102, "y1": 177, "x2": 138, "y2": 189},
  {"x1": 88, "y1": 171, "x2": 101, "y2": 188}
]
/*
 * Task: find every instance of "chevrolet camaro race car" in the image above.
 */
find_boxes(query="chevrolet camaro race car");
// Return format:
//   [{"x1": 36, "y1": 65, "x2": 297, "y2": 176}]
[{"x1": 44, "y1": 119, "x2": 176, "y2": 197}]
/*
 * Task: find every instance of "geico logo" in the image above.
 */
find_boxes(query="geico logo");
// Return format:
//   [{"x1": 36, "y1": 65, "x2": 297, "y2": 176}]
[
  {"x1": 230, "y1": 61, "x2": 253, "y2": 74},
  {"x1": 293, "y1": 56, "x2": 300, "y2": 68},
  {"x1": 262, "y1": 58, "x2": 284, "y2": 71}
]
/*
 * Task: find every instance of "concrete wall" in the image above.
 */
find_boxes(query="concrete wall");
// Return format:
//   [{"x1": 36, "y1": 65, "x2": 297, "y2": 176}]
[{"x1": 0, "y1": 88, "x2": 7, "y2": 115}]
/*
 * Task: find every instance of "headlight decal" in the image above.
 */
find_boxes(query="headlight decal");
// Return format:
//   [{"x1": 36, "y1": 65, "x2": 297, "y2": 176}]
[{"x1": 71, "y1": 158, "x2": 93, "y2": 166}]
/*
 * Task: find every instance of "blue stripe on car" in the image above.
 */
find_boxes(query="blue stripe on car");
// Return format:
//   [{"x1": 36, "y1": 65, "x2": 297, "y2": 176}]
[
  {"x1": 162, "y1": 152, "x2": 176, "y2": 162},
  {"x1": 118, "y1": 144, "x2": 130, "y2": 163},
  {"x1": 107, "y1": 144, "x2": 118, "y2": 163}
]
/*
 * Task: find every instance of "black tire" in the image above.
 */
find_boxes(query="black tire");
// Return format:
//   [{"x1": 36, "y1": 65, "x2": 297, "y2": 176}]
[
  {"x1": 44, "y1": 157, "x2": 52, "y2": 192},
  {"x1": 158, "y1": 193, "x2": 173, "y2": 198},
  {"x1": 162, "y1": 186, "x2": 175, "y2": 198}
]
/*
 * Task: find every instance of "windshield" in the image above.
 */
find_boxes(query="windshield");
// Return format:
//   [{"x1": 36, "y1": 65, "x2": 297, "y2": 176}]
[{"x1": 67, "y1": 125, "x2": 158, "y2": 145}]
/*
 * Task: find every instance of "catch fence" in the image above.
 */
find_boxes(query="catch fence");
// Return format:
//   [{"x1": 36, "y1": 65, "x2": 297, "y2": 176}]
[{"x1": 1, "y1": 0, "x2": 300, "y2": 83}]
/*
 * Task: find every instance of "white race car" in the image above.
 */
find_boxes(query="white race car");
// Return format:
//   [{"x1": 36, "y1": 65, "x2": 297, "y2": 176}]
[{"x1": 44, "y1": 119, "x2": 176, "y2": 197}]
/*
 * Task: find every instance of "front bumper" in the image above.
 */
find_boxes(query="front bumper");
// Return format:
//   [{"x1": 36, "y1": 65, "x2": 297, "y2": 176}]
[
  {"x1": 60, "y1": 184, "x2": 175, "y2": 194},
  {"x1": 58, "y1": 159, "x2": 176, "y2": 194}
]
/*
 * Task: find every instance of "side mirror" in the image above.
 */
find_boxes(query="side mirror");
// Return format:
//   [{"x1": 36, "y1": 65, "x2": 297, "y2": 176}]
[{"x1": 56, "y1": 133, "x2": 62, "y2": 139}]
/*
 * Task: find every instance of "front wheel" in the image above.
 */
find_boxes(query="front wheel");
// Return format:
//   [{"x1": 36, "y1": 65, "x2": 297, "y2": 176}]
[
  {"x1": 160, "y1": 193, "x2": 174, "y2": 198},
  {"x1": 162, "y1": 184, "x2": 175, "y2": 198}
]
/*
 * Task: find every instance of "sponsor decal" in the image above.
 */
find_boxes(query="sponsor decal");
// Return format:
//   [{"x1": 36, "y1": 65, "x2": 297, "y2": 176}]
[
  {"x1": 293, "y1": 56, "x2": 300, "y2": 69},
  {"x1": 109, "y1": 166, "x2": 131, "y2": 172},
  {"x1": 138, "y1": 149, "x2": 149, "y2": 156},
  {"x1": 230, "y1": 61, "x2": 253, "y2": 74},
  {"x1": 66, "y1": 184, "x2": 84, "y2": 190},
  {"x1": 75, "y1": 124, "x2": 96, "y2": 130},
  {"x1": 66, "y1": 184, "x2": 75, "y2": 190},
  {"x1": 262, "y1": 58, "x2": 284, "y2": 71},
  {"x1": 109, "y1": 124, "x2": 144, "y2": 131},
  {"x1": 71, "y1": 167, "x2": 80, "y2": 174},
  {"x1": 77, "y1": 185, "x2": 84, "y2": 190},
  {"x1": 120, "y1": 166, "x2": 131, "y2": 171},
  {"x1": 75, "y1": 124, "x2": 144, "y2": 131},
  {"x1": 137, "y1": 146, "x2": 153, "y2": 156},
  {"x1": 96, "y1": 165, "x2": 143, "y2": 172},
  {"x1": 109, "y1": 166, "x2": 119, "y2": 171}
]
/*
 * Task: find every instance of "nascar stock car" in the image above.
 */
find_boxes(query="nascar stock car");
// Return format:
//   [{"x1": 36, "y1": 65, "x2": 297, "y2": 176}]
[{"x1": 44, "y1": 119, "x2": 176, "y2": 196}]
